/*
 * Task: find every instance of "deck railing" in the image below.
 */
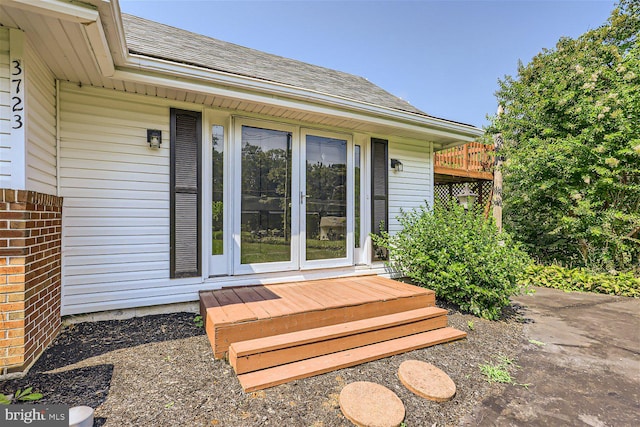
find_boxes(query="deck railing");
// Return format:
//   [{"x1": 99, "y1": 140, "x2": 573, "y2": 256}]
[{"x1": 434, "y1": 142, "x2": 494, "y2": 176}]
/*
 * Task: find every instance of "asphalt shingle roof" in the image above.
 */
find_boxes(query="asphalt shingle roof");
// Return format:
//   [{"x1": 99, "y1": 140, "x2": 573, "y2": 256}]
[{"x1": 122, "y1": 14, "x2": 427, "y2": 116}]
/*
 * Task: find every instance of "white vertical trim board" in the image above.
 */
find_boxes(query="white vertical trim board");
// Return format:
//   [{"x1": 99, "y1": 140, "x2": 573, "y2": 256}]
[
  {"x1": 0, "y1": 28, "x2": 10, "y2": 188},
  {"x1": 25, "y1": 39, "x2": 56, "y2": 194},
  {"x1": 8, "y1": 28, "x2": 26, "y2": 190},
  {"x1": 388, "y1": 138, "x2": 433, "y2": 234}
]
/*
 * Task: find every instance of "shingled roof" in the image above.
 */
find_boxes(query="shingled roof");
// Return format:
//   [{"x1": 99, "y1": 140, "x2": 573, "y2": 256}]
[{"x1": 122, "y1": 14, "x2": 427, "y2": 116}]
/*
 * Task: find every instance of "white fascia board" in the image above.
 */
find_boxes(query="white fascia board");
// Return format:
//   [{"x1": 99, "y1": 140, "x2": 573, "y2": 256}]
[
  {"x1": 83, "y1": 17, "x2": 115, "y2": 77},
  {"x1": 123, "y1": 54, "x2": 484, "y2": 141},
  {"x1": 113, "y1": 68, "x2": 479, "y2": 143},
  {"x1": 102, "y1": 0, "x2": 130, "y2": 65},
  {"x1": 0, "y1": 0, "x2": 99, "y2": 23}
]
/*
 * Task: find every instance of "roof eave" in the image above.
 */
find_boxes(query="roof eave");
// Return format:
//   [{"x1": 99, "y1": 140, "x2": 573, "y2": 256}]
[
  {"x1": 122, "y1": 53, "x2": 483, "y2": 143},
  {"x1": 2, "y1": 0, "x2": 116, "y2": 76},
  {"x1": 100, "y1": 0, "x2": 482, "y2": 146}
]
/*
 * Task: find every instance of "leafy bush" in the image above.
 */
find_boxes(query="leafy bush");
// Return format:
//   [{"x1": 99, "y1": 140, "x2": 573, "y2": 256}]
[
  {"x1": 372, "y1": 201, "x2": 532, "y2": 320},
  {"x1": 520, "y1": 264, "x2": 640, "y2": 297}
]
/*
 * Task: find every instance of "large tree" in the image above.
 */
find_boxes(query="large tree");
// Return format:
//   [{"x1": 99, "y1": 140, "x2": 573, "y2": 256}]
[{"x1": 491, "y1": 0, "x2": 639, "y2": 272}]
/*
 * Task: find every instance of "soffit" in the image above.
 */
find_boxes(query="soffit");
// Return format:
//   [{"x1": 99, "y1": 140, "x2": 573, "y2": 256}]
[{"x1": 0, "y1": 4, "x2": 105, "y2": 85}]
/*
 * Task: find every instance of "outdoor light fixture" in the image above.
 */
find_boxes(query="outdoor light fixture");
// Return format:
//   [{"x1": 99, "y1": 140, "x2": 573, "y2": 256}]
[
  {"x1": 390, "y1": 158, "x2": 403, "y2": 172},
  {"x1": 147, "y1": 129, "x2": 162, "y2": 149},
  {"x1": 456, "y1": 183, "x2": 478, "y2": 210}
]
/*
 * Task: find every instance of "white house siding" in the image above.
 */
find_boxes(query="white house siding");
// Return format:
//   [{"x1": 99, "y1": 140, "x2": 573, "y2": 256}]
[
  {"x1": 57, "y1": 82, "x2": 438, "y2": 314},
  {"x1": 388, "y1": 139, "x2": 434, "y2": 234},
  {"x1": 25, "y1": 42, "x2": 56, "y2": 194},
  {"x1": 59, "y1": 83, "x2": 195, "y2": 315},
  {"x1": 0, "y1": 28, "x2": 10, "y2": 188}
]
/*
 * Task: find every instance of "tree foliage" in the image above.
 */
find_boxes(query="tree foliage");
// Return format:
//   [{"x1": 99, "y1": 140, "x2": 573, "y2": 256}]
[{"x1": 490, "y1": 0, "x2": 640, "y2": 273}]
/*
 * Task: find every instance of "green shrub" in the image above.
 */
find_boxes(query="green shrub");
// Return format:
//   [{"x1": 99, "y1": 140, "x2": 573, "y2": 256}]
[
  {"x1": 0, "y1": 387, "x2": 43, "y2": 405},
  {"x1": 372, "y1": 201, "x2": 532, "y2": 320},
  {"x1": 520, "y1": 264, "x2": 640, "y2": 297}
]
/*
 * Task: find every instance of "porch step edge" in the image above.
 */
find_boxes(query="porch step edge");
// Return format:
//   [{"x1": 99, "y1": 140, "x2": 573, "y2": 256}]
[
  {"x1": 229, "y1": 307, "x2": 448, "y2": 374},
  {"x1": 231, "y1": 306, "x2": 446, "y2": 357},
  {"x1": 236, "y1": 326, "x2": 467, "y2": 392}
]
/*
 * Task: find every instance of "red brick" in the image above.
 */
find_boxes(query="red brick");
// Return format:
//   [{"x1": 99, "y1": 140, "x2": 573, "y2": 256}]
[
  {"x1": 7, "y1": 329, "x2": 24, "y2": 338},
  {"x1": 7, "y1": 292, "x2": 24, "y2": 302},
  {"x1": 0, "y1": 337, "x2": 25, "y2": 347},
  {"x1": 8, "y1": 202, "x2": 27, "y2": 210},
  {"x1": 7, "y1": 312, "x2": 25, "y2": 321},
  {"x1": 0, "y1": 284, "x2": 25, "y2": 292},
  {"x1": 9, "y1": 256, "x2": 26, "y2": 265},
  {"x1": 1, "y1": 355, "x2": 24, "y2": 366},
  {"x1": 1, "y1": 265, "x2": 25, "y2": 274},
  {"x1": 1, "y1": 302, "x2": 25, "y2": 311}
]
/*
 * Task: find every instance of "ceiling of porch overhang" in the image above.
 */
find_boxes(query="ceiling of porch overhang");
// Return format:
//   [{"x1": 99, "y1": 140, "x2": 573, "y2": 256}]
[
  {"x1": 0, "y1": 3, "x2": 107, "y2": 85},
  {"x1": 0, "y1": 1, "x2": 479, "y2": 149}
]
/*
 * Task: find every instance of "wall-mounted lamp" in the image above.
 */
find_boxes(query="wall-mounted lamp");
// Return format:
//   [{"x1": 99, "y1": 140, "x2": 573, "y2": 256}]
[
  {"x1": 390, "y1": 158, "x2": 403, "y2": 172},
  {"x1": 456, "y1": 183, "x2": 478, "y2": 210},
  {"x1": 147, "y1": 129, "x2": 162, "y2": 149}
]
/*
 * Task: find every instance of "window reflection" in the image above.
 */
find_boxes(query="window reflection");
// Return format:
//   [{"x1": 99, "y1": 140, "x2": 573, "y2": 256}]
[
  {"x1": 212, "y1": 125, "x2": 224, "y2": 255},
  {"x1": 240, "y1": 126, "x2": 292, "y2": 264},
  {"x1": 306, "y1": 135, "x2": 347, "y2": 261},
  {"x1": 354, "y1": 145, "x2": 361, "y2": 249}
]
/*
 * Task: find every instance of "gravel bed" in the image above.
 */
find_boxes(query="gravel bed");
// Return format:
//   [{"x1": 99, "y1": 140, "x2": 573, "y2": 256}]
[{"x1": 0, "y1": 303, "x2": 525, "y2": 426}]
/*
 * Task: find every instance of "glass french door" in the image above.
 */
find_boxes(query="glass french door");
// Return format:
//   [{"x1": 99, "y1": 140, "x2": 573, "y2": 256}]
[
  {"x1": 300, "y1": 129, "x2": 353, "y2": 269},
  {"x1": 233, "y1": 120, "x2": 352, "y2": 274}
]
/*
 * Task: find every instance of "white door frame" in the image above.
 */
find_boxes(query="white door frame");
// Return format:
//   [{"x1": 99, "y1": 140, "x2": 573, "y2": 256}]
[
  {"x1": 205, "y1": 111, "x2": 232, "y2": 276},
  {"x1": 353, "y1": 135, "x2": 371, "y2": 265},
  {"x1": 300, "y1": 128, "x2": 354, "y2": 270},
  {"x1": 232, "y1": 118, "x2": 301, "y2": 275},
  {"x1": 220, "y1": 117, "x2": 367, "y2": 275}
]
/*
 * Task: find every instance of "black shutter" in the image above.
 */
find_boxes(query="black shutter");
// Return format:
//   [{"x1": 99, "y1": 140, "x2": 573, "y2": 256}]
[
  {"x1": 170, "y1": 108, "x2": 202, "y2": 278},
  {"x1": 371, "y1": 138, "x2": 388, "y2": 261}
]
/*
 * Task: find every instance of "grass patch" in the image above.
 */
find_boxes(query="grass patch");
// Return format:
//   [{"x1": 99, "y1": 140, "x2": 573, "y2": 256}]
[
  {"x1": 240, "y1": 237, "x2": 345, "y2": 264},
  {"x1": 479, "y1": 356, "x2": 529, "y2": 388}
]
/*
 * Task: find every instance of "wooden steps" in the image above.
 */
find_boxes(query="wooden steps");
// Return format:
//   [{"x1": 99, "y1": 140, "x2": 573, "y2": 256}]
[
  {"x1": 229, "y1": 307, "x2": 448, "y2": 374},
  {"x1": 199, "y1": 276, "x2": 466, "y2": 391},
  {"x1": 200, "y1": 277, "x2": 435, "y2": 358},
  {"x1": 237, "y1": 327, "x2": 467, "y2": 392}
]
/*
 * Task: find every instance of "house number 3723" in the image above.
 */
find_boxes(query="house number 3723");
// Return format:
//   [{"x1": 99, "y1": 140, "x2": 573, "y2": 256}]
[{"x1": 11, "y1": 59, "x2": 24, "y2": 129}]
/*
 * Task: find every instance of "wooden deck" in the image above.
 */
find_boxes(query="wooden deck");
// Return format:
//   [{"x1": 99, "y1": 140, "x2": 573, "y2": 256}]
[
  {"x1": 434, "y1": 142, "x2": 494, "y2": 180},
  {"x1": 199, "y1": 276, "x2": 466, "y2": 391}
]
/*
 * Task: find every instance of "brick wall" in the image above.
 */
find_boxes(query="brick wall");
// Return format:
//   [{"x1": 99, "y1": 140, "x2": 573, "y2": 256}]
[{"x1": 0, "y1": 189, "x2": 63, "y2": 376}]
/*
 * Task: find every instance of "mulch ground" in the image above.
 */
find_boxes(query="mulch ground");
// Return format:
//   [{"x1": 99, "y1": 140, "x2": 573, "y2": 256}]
[{"x1": 1, "y1": 302, "x2": 526, "y2": 426}]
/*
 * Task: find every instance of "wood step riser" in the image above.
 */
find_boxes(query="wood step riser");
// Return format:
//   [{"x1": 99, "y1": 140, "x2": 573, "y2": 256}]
[
  {"x1": 231, "y1": 307, "x2": 448, "y2": 356},
  {"x1": 230, "y1": 314, "x2": 448, "y2": 374},
  {"x1": 210, "y1": 293, "x2": 435, "y2": 358},
  {"x1": 237, "y1": 327, "x2": 467, "y2": 392}
]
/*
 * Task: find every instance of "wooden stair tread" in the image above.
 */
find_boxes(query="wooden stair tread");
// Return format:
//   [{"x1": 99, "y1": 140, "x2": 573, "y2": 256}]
[
  {"x1": 230, "y1": 314, "x2": 448, "y2": 374},
  {"x1": 236, "y1": 327, "x2": 467, "y2": 392},
  {"x1": 230, "y1": 306, "x2": 446, "y2": 356}
]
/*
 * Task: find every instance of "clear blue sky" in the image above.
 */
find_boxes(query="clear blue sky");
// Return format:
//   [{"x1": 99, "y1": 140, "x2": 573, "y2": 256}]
[{"x1": 119, "y1": 0, "x2": 615, "y2": 128}]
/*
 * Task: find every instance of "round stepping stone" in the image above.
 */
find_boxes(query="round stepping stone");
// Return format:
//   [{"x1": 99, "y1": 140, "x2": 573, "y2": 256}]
[
  {"x1": 398, "y1": 360, "x2": 456, "y2": 402},
  {"x1": 339, "y1": 381, "x2": 405, "y2": 427}
]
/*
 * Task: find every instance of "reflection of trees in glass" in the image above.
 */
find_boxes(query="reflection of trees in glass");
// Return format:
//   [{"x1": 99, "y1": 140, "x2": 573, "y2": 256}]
[
  {"x1": 305, "y1": 137, "x2": 347, "y2": 260},
  {"x1": 212, "y1": 125, "x2": 224, "y2": 255},
  {"x1": 240, "y1": 127, "x2": 292, "y2": 264},
  {"x1": 354, "y1": 145, "x2": 361, "y2": 248}
]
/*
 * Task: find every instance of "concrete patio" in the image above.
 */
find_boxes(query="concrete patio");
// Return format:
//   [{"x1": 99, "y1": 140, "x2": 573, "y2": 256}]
[{"x1": 463, "y1": 287, "x2": 640, "y2": 426}]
